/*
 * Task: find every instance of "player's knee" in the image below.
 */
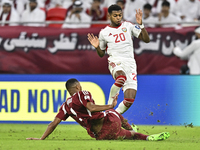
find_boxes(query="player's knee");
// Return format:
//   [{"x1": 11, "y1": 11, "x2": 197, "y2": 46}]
[
  {"x1": 115, "y1": 70, "x2": 126, "y2": 78},
  {"x1": 114, "y1": 75, "x2": 127, "y2": 88},
  {"x1": 123, "y1": 98, "x2": 135, "y2": 108}
]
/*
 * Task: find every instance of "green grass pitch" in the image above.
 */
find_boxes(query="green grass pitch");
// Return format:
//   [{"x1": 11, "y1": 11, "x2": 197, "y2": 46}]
[{"x1": 0, "y1": 124, "x2": 200, "y2": 150}]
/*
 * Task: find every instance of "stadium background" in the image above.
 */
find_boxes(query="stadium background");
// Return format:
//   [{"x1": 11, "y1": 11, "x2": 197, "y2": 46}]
[{"x1": 0, "y1": 15, "x2": 199, "y2": 127}]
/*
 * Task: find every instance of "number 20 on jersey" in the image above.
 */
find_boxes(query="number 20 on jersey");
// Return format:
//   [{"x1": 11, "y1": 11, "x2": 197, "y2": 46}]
[{"x1": 113, "y1": 33, "x2": 126, "y2": 43}]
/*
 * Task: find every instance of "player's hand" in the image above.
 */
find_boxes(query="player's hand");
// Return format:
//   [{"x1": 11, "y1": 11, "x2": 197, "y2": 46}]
[
  {"x1": 135, "y1": 9, "x2": 143, "y2": 25},
  {"x1": 26, "y1": 137, "x2": 41, "y2": 140},
  {"x1": 112, "y1": 93, "x2": 119, "y2": 108},
  {"x1": 87, "y1": 33, "x2": 100, "y2": 49}
]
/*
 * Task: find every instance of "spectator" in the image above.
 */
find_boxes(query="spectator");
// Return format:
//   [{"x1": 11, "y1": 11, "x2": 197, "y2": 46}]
[
  {"x1": 63, "y1": 0, "x2": 90, "y2": 11},
  {"x1": 173, "y1": 26, "x2": 200, "y2": 75},
  {"x1": 143, "y1": 3, "x2": 157, "y2": 27},
  {"x1": 116, "y1": 0, "x2": 125, "y2": 20},
  {"x1": 116, "y1": 0, "x2": 125, "y2": 10},
  {"x1": 158, "y1": 1, "x2": 181, "y2": 28},
  {"x1": 148, "y1": 0, "x2": 176, "y2": 16},
  {"x1": 15, "y1": 0, "x2": 46, "y2": 15},
  {"x1": 14, "y1": 0, "x2": 27, "y2": 16},
  {"x1": 63, "y1": 0, "x2": 76, "y2": 16},
  {"x1": 123, "y1": 0, "x2": 146, "y2": 23},
  {"x1": 21, "y1": 0, "x2": 46, "y2": 27},
  {"x1": 0, "y1": 0, "x2": 20, "y2": 26},
  {"x1": 175, "y1": 0, "x2": 200, "y2": 22},
  {"x1": 63, "y1": 0, "x2": 76, "y2": 9},
  {"x1": 48, "y1": 0, "x2": 63, "y2": 9},
  {"x1": 82, "y1": 0, "x2": 93, "y2": 10},
  {"x1": 62, "y1": 0, "x2": 91, "y2": 28},
  {"x1": 87, "y1": 0, "x2": 106, "y2": 21},
  {"x1": 101, "y1": 0, "x2": 116, "y2": 8}
]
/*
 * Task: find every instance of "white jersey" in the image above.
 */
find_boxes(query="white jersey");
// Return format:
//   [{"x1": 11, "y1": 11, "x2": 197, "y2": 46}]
[{"x1": 99, "y1": 21, "x2": 141, "y2": 62}]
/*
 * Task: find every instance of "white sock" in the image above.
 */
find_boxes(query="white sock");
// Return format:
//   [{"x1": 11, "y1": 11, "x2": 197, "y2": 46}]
[
  {"x1": 115, "y1": 101, "x2": 129, "y2": 114},
  {"x1": 107, "y1": 84, "x2": 121, "y2": 104},
  {"x1": 108, "y1": 75, "x2": 126, "y2": 105},
  {"x1": 116, "y1": 98, "x2": 134, "y2": 114}
]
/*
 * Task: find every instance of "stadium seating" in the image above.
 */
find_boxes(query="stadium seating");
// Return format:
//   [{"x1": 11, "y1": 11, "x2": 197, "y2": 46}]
[
  {"x1": 46, "y1": 8, "x2": 67, "y2": 28},
  {"x1": 86, "y1": 7, "x2": 108, "y2": 21},
  {"x1": 86, "y1": 7, "x2": 108, "y2": 28}
]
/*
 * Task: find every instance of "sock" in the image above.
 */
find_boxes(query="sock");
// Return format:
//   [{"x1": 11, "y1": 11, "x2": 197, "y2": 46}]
[
  {"x1": 115, "y1": 98, "x2": 135, "y2": 114},
  {"x1": 122, "y1": 119, "x2": 132, "y2": 130},
  {"x1": 108, "y1": 75, "x2": 126, "y2": 104},
  {"x1": 133, "y1": 133, "x2": 148, "y2": 140}
]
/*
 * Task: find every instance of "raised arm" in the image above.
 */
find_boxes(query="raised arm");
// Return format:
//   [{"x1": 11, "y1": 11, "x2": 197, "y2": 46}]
[
  {"x1": 26, "y1": 117, "x2": 61, "y2": 140},
  {"x1": 86, "y1": 94, "x2": 118, "y2": 112},
  {"x1": 136, "y1": 9, "x2": 150, "y2": 43},
  {"x1": 87, "y1": 33, "x2": 105, "y2": 57},
  {"x1": 174, "y1": 40, "x2": 199, "y2": 59}
]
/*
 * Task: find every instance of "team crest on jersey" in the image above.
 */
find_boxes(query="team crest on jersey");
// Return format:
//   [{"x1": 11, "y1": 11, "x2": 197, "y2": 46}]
[
  {"x1": 122, "y1": 27, "x2": 127, "y2": 32},
  {"x1": 116, "y1": 62, "x2": 121, "y2": 66}
]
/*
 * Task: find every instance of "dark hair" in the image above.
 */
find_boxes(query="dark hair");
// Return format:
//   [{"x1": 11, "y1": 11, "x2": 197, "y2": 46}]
[
  {"x1": 108, "y1": 4, "x2": 122, "y2": 14},
  {"x1": 65, "y1": 78, "x2": 79, "y2": 90},
  {"x1": 143, "y1": 3, "x2": 152, "y2": 10},
  {"x1": 116, "y1": 0, "x2": 125, "y2": 4},
  {"x1": 162, "y1": 1, "x2": 170, "y2": 7}
]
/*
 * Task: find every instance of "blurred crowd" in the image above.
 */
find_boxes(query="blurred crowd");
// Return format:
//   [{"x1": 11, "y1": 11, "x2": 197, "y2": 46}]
[{"x1": 0, "y1": 0, "x2": 200, "y2": 28}]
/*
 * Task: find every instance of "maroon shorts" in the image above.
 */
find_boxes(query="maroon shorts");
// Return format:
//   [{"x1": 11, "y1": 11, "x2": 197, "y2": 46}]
[{"x1": 95, "y1": 109, "x2": 132, "y2": 140}]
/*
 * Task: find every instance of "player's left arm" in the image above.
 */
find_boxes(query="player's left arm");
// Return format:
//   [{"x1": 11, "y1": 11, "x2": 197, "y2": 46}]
[
  {"x1": 26, "y1": 117, "x2": 62, "y2": 140},
  {"x1": 86, "y1": 94, "x2": 118, "y2": 112},
  {"x1": 136, "y1": 9, "x2": 150, "y2": 43}
]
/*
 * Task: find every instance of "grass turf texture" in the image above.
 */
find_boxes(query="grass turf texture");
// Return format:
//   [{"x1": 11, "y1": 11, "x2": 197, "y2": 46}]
[{"x1": 0, "y1": 124, "x2": 199, "y2": 150}]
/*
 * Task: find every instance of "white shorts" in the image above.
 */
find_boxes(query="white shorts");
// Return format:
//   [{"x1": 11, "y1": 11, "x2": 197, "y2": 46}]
[{"x1": 108, "y1": 59, "x2": 137, "y2": 92}]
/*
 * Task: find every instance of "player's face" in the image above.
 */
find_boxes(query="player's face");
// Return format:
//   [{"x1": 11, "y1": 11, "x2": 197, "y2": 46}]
[
  {"x1": 109, "y1": 10, "x2": 123, "y2": 27},
  {"x1": 77, "y1": 82, "x2": 82, "y2": 91}
]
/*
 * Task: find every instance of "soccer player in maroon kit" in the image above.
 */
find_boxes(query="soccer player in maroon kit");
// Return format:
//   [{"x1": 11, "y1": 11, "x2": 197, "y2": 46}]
[{"x1": 26, "y1": 78, "x2": 170, "y2": 141}]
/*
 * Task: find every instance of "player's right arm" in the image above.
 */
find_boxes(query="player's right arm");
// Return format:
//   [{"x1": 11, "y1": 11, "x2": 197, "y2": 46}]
[
  {"x1": 26, "y1": 103, "x2": 69, "y2": 140},
  {"x1": 87, "y1": 33, "x2": 105, "y2": 57},
  {"x1": 40, "y1": 117, "x2": 61, "y2": 140},
  {"x1": 26, "y1": 117, "x2": 61, "y2": 140}
]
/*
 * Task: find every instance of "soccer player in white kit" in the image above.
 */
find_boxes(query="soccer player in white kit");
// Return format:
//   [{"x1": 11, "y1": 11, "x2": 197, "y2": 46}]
[{"x1": 88, "y1": 4, "x2": 150, "y2": 114}]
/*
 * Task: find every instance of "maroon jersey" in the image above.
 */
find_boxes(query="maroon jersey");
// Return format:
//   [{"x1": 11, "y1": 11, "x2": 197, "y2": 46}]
[{"x1": 56, "y1": 90, "x2": 106, "y2": 138}]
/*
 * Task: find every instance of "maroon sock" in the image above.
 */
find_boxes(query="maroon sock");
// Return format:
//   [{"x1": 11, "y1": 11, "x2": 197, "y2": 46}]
[{"x1": 133, "y1": 133, "x2": 148, "y2": 140}]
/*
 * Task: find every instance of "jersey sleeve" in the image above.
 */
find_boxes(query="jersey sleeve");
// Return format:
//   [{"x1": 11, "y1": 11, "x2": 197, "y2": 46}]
[
  {"x1": 56, "y1": 103, "x2": 69, "y2": 121},
  {"x1": 130, "y1": 23, "x2": 142, "y2": 38},
  {"x1": 99, "y1": 30, "x2": 106, "y2": 50},
  {"x1": 79, "y1": 91, "x2": 94, "y2": 107}
]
